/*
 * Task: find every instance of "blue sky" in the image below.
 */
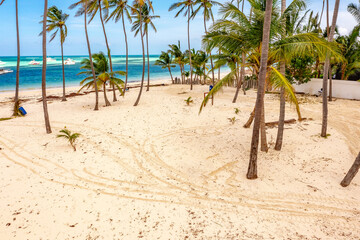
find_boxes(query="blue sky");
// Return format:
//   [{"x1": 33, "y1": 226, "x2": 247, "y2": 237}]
[{"x1": 0, "y1": 0, "x2": 357, "y2": 56}]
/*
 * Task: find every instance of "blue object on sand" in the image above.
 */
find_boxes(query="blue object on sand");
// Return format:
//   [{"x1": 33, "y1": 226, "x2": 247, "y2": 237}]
[
  {"x1": 209, "y1": 85, "x2": 213, "y2": 91},
  {"x1": 19, "y1": 107, "x2": 27, "y2": 116}
]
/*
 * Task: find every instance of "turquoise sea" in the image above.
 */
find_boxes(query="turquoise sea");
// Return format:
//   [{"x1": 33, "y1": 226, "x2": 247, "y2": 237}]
[{"x1": 0, "y1": 55, "x2": 182, "y2": 92}]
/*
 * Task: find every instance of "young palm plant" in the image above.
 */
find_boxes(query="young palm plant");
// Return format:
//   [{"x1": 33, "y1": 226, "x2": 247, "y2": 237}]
[
  {"x1": 69, "y1": 0, "x2": 100, "y2": 111},
  {"x1": 154, "y1": 51, "x2": 176, "y2": 83},
  {"x1": 106, "y1": 0, "x2": 132, "y2": 96},
  {"x1": 131, "y1": 3, "x2": 159, "y2": 91},
  {"x1": 57, "y1": 127, "x2": 81, "y2": 151},
  {"x1": 45, "y1": 6, "x2": 69, "y2": 102},
  {"x1": 78, "y1": 52, "x2": 125, "y2": 106},
  {"x1": 169, "y1": 0, "x2": 196, "y2": 90}
]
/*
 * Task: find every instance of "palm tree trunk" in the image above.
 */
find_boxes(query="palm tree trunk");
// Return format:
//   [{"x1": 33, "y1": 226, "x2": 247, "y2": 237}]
[
  {"x1": 319, "y1": 0, "x2": 325, "y2": 27},
  {"x1": 260, "y1": 103, "x2": 268, "y2": 152},
  {"x1": 13, "y1": 0, "x2": 20, "y2": 116},
  {"x1": 340, "y1": 152, "x2": 360, "y2": 187},
  {"x1": 122, "y1": 13, "x2": 129, "y2": 97},
  {"x1": 233, "y1": 63, "x2": 241, "y2": 103},
  {"x1": 241, "y1": 52, "x2": 246, "y2": 95},
  {"x1": 180, "y1": 64, "x2": 184, "y2": 83},
  {"x1": 103, "y1": 82, "x2": 111, "y2": 106},
  {"x1": 60, "y1": 40, "x2": 66, "y2": 101},
  {"x1": 188, "y1": 6, "x2": 193, "y2": 90},
  {"x1": 42, "y1": 0, "x2": 51, "y2": 134},
  {"x1": 275, "y1": 0, "x2": 286, "y2": 151},
  {"x1": 247, "y1": 0, "x2": 273, "y2": 180},
  {"x1": 218, "y1": 49, "x2": 221, "y2": 81},
  {"x1": 84, "y1": 1, "x2": 99, "y2": 111},
  {"x1": 329, "y1": 66, "x2": 333, "y2": 101},
  {"x1": 244, "y1": 106, "x2": 255, "y2": 128},
  {"x1": 321, "y1": 0, "x2": 340, "y2": 138},
  {"x1": 98, "y1": 0, "x2": 116, "y2": 102},
  {"x1": 146, "y1": 30, "x2": 150, "y2": 92},
  {"x1": 204, "y1": 14, "x2": 215, "y2": 101},
  {"x1": 168, "y1": 66, "x2": 174, "y2": 83},
  {"x1": 134, "y1": 6, "x2": 146, "y2": 106}
]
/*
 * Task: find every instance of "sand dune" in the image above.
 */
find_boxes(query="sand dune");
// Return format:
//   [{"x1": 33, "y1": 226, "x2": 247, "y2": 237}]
[{"x1": 0, "y1": 84, "x2": 359, "y2": 239}]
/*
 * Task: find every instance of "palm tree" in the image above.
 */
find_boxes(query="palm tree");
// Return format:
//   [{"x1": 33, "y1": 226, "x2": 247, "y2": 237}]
[
  {"x1": 1, "y1": 0, "x2": 20, "y2": 116},
  {"x1": 87, "y1": 0, "x2": 118, "y2": 102},
  {"x1": 193, "y1": 0, "x2": 222, "y2": 89},
  {"x1": 57, "y1": 127, "x2": 81, "y2": 151},
  {"x1": 45, "y1": 6, "x2": 69, "y2": 102},
  {"x1": 321, "y1": 0, "x2": 340, "y2": 138},
  {"x1": 42, "y1": 0, "x2": 52, "y2": 134},
  {"x1": 78, "y1": 52, "x2": 125, "y2": 106},
  {"x1": 335, "y1": 26, "x2": 360, "y2": 80},
  {"x1": 154, "y1": 51, "x2": 176, "y2": 83},
  {"x1": 69, "y1": 0, "x2": 100, "y2": 111},
  {"x1": 131, "y1": 3, "x2": 159, "y2": 91},
  {"x1": 247, "y1": 0, "x2": 273, "y2": 180},
  {"x1": 132, "y1": 0, "x2": 153, "y2": 106},
  {"x1": 348, "y1": 0, "x2": 360, "y2": 24},
  {"x1": 106, "y1": 0, "x2": 132, "y2": 96},
  {"x1": 169, "y1": 0, "x2": 196, "y2": 90},
  {"x1": 168, "y1": 41, "x2": 186, "y2": 83},
  {"x1": 274, "y1": 0, "x2": 287, "y2": 151}
]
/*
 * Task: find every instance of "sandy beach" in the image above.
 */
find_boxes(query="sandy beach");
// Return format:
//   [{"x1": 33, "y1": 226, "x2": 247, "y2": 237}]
[{"x1": 0, "y1": 83, "x2": 360, "y2": 239}]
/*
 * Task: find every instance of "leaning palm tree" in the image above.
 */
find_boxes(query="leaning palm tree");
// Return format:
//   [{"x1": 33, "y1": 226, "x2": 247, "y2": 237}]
[
  {"x1": 192, "y1": 0, "x2": 222, "y2": 89},
  {"x1": 45, "y1": 6, "x2": 69, "y2": 102},
  {"x1": 321, "y1": 0, "x2": 340, "y2": 138},
  {"x1": 86, "y1": 0, "x2": 118, "y2": 102},
  {"x1": 1, "y1": 0, "x2": 21, "y2": 116},
  {"x1": 42, "y1": 0, "x2": 52, "y2": 134},
  {"x1": 169, "y1": 0, "x2": 196, "y2": 90},
  {"x1": 69, "y1": 0, "x2": 100, "y2": 111},
  {"x1": 78, "y1": 52, "x2": 125, "y2": 106},
  {"x1": 154, "y1": 51, "x2": 176, "y2": 83},
  {"x1": 106, "y1": 0, "x2": 132, "y2": 96},
  {"x1": 131, "y1": 3, "x2": 159, "y2": 91},
  {"x1": 247, "y1": 0, "x2": 273, "y2": 180},
  {"x1": 132, "y1": 0, "x2": 153, "y2": 106}
]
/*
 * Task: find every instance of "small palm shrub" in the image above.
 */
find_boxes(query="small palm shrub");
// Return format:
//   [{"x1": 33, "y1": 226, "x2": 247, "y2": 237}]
[
  {"x1": 234, "y1": 108, "x2": 240, "y2": 114},
  {"x1": 184, "y1": 97, "x2": 194, "y2": 106},
  {"x1": 228, "y1": 117, "x2": 237, "y2": 125},
  {"x1": 57, "y1": 127, "x2": 81, "y2": 151}
]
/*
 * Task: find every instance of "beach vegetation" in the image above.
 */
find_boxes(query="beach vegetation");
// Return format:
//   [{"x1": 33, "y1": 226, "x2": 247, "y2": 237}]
[
  {"x1": 184, "y1": 96, "x2": 194, "y2": 105},
  {"x1": 57, "y1": 127, "x2": 81, "y2": 151}
]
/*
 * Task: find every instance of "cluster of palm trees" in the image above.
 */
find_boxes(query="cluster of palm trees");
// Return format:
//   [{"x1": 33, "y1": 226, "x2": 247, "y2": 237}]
[
  {"x1": 195, "y1": 0, "x2": 360, "y2": 179},
  {"x1": 156, "y1": 43, "x2": 215, "y2": 85}
]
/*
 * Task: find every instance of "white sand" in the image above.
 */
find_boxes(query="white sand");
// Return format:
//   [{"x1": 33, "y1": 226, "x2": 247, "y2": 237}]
[{"x1": 0, "y1": 83, "x2": 359, "y2": 239}]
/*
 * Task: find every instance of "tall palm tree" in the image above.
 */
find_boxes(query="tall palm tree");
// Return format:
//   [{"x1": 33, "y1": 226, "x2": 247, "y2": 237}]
[
  {"x1": 193, "y1": 0, "x2": 222, "y2": 89},
  {"x1": 321, "y1": 0, "x2": 340, "y2": 138},
  {"x1": 42, "y1": 0, "x2": 52, "y2": 134},
  {"x1": 79, "y1": 52, "x2": 125, "y2": 106},
  {"x1": 69, "y1": 0, "x2": 100, "y2": 111},
  {"x1": 274, "y1": 0, "x2": 287, "y2": 151},
  {"x1": 87, "y1": 0, "x2": 118, "y2": 102},
  {"x1": 131, "y1": 3, "x2": 159, "y2": 92},
  {"x1": 247, "y1": 0, "x2": 273, "y2": 180},
  {"x1": 1, "y1": 0, "x2": 21, "y2": 116},
  {"x1": 154, "y1": 51, "x2": 176, "y2": 83},
  {"x1": 106, "y1": 0, "x2": 132, "y2": 96},
  {"x1": 132, "y1": 0, "x2": 153, "y2": 106},
  {"x1": 169, "y1": 0, "x2": 196, "y2": 90},
  {"x1": 45, "y1": 6, "x2": 69, "y2": 102}
]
